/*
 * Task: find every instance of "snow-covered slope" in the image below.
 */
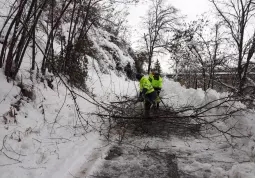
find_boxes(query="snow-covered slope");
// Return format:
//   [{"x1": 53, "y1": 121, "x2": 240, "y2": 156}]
[
  {"x1": 162, "y1": 80, "x2": 255, "y2": 178},
  {"x1": 88, "y1": 27, "x2": 135, "y2": 73},
  {"x1": 0, "y1": 65, "x2": 137, "y2": 178}
]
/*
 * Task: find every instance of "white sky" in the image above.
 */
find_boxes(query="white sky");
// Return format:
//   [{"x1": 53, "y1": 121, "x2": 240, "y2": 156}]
[
  {"x1": 126, "y1": 0, "x2": 212, "y2": 73},
  {"x1": 127, "y1": 0, "x2": 212, "y2": 48}
]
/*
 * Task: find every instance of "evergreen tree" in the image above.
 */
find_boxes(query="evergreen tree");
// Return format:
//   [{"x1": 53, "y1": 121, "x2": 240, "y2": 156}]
[{"x1": 153, "y1": 59, "x2": 162, "y2": 74}]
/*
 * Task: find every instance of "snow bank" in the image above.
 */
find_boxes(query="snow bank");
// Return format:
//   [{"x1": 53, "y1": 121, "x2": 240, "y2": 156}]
[
  {"x1": 160, "y1": 79, "x2": 255, "y2": 178},
  {"x1": 162, "y1": 78, "x2": 232, "y2": 108},
  {"x1": 228, "y1": 163, "x2": 255, "y2": 178},
  {"x1": 0, "y1": 60, "x2": 139, "y2": 178}
]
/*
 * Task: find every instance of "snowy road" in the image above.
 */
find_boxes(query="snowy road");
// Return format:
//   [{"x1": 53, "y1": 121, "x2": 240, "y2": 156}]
[
  {"x1": 81, "y1": 115, "x2": 198, "y2": 178},
  {"x1": 94, "y1": 144, "x2": 180, "y2": 178}
]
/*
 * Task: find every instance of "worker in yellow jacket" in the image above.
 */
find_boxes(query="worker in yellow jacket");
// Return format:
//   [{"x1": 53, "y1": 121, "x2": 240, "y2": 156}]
[
  {"x1": 149, "y1": 71, "x2": 163, "y2": 109},
  {"x1": 136, "y1": 73, "x2": 157, "y2": 118}
]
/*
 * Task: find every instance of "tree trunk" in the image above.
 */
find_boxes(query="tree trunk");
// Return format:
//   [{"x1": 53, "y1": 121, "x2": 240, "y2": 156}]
[
  {"x1": 0, "y1": 0, "x2": 26, "y2": 68},
  {"x1": 147, "y1": 50, "x2": 153, "y2": 74},
  {"x1": 4, "y1": 0, "x2": 27, "y2": 78},
  {"x1": 31, "y1": 0, "x2": 37, "y2": 71},
  {"x1": 42, "y1": 0, "x2": 72, "y2": 75}
]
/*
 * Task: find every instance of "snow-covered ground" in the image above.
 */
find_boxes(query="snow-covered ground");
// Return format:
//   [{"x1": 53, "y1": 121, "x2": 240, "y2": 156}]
[
  {"x1": 0, "y1": 63, "x2": 136, "y2": 178},
  {"x1": 1, "y1": 65, "x2": 255, "y2": 177}
]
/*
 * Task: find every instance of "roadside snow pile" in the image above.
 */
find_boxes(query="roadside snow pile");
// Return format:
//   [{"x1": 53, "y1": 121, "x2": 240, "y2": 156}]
[
  {"x1": 163, "y1": 78, "x2": 237, "y2": 108},
  {"x1": 0, "y1": 63, "x2": 137, "y2": 178},
  {"x1": 0, "y1": 69, "x2": 96, "y2": 178},
  {"x1": 160, "y1": 78, "x2": 255, "y2": 178}
]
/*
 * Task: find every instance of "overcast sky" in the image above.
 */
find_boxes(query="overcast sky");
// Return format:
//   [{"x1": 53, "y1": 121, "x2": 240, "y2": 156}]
[
  {"x1": 126, "y1": 0, "x2": 213, "y2": 73},
  {"x1": 127, "y1": 0, "x2": 212, "y2": 48}
]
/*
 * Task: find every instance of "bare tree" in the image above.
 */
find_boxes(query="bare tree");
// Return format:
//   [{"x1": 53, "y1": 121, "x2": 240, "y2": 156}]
[
  {"x1": 0, "y1": 0, "x2": 140, "y2": 83},
  {"x1": 31, "y1": 0, "x2": 37, "y2": 71},
  {"x1": 168, "y1": 19, "x2": 230, "y2": 90},
  {"x1": 41, "y1": 0, "x2": 73, "y2": 75},
  {"x1": 143, "y1": 0, "x2": 179, "y2": 74},
  {"x1": 0, "y1": 0, "x2": 48, "y2": 79},
  {"x1": 210, "y1": 0, "x2": 255, "y2": 94},
  {"x1": 188, "y1": 23, "x2": 228, "y2": 90}
]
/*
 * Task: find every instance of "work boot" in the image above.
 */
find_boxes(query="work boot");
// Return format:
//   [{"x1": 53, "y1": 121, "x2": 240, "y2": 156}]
[{"x1": 151, "y1": 101, "x2": 157, "y2": 110}]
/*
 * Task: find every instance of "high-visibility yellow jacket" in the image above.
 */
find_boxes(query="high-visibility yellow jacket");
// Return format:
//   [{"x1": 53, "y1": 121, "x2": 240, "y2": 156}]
[
  {"x1": 140, "y1": 76, "x2": 154, "y2": 95},
  {"x1": 149, "y1": 73, "x2": 163, "y2": 89}
]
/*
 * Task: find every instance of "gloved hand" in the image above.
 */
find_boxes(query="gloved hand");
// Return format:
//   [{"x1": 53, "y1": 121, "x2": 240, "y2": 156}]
[
  {"x1": 138, "y1": 92, "x2": 144, "y2": 102},
  {"x1": 154, "y1": 88, "x2": 161, "y2": 95}
]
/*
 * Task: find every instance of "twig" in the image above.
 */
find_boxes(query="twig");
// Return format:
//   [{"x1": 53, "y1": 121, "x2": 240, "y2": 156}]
[
  {"x1": 50, "y1": 87, "x2": 68, "y2": 135},
  {"x1": 19, "y1": 166, "x2": 46, "y2": 169},
  {"x1": 0, "y1": 85, "x2": 14, "y2": 104}
]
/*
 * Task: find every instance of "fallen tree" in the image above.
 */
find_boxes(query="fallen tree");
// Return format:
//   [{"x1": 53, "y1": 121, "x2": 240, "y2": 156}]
[{"x1": 92, "y1": 94, "x2": 249, "y2": 144}]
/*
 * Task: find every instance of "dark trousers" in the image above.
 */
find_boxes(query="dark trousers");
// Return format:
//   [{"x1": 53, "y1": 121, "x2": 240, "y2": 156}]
[{"x1": 144, "y1": 91, "x2": 157, "y2": 118}]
